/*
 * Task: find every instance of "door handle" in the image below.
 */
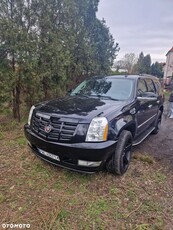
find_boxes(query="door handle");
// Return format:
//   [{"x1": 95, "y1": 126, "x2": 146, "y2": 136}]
[{"x1": 148, "y1": 105, "x2": 152, "y2": 108}]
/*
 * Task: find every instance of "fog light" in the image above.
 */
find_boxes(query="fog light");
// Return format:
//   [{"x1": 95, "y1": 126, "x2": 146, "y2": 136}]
[{"x1": 78, "y1": 160, "x2": 102, "y2": 167}]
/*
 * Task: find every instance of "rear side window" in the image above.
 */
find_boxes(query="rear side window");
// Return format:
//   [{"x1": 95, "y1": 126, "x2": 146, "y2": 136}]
[
  {"x1": 153, "y1": 80, "x2": 162, "y2": 95},
  {"x1": 137, "y1": 79, "x2": 147, "y2": 96},
  {"x1": 145, "y1": 78, "x2": 155, "y2": 93}
]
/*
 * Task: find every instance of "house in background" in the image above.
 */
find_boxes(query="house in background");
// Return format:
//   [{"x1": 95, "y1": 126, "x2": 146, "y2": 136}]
[{"x1": 164, "y1": 47, "x2": 173, "y2": 85}]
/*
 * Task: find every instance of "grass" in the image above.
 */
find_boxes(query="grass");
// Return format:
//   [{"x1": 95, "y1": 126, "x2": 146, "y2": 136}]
[
  {"x1": 133, "y1": 153, "x2": 154, "y2": 164},
  {"x1": 0, "y1": 131, "x2": 4, "y2": 140},
  {"x1": 0, "y1": 118, "x2": 173, "y2": 230},
  {"x1": 164, "y1": 90, "x2": 171, "y2": 97},
  {"x1": 0, "y1": 192, "x2": 5, "y2": 204}
]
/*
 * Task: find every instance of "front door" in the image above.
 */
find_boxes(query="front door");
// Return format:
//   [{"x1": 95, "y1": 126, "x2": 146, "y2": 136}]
[{"x1": 136, "y1": 78, "x2": 157, "y2": 135}]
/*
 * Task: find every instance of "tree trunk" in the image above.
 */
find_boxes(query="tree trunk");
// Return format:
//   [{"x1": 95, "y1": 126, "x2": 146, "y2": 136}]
[
  {"x1": 12, "y1": 88, "x2": 17, "y2": 119},
  {"x1": 42, "y1": 77, "x2": 49, "y2": 100},
  {"x1": 15, "y1": 83, "x2": 21, "y2": 122},
  {"x1": 12, "y1": 83, "x2": 21, "y2": 122},
  {"x1": 12, "y1": 56, "x2": 21, "y2": 122}
]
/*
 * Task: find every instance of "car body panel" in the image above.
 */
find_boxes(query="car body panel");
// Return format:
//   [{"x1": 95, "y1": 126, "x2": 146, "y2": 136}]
[{"x1": 35, "y1": 96, "x2": 127, "y2": 123}]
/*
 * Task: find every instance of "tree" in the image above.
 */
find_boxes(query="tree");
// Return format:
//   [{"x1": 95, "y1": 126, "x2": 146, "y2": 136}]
[
  {"x1": 151, "y1": 62, "x2": 163, "y2": 78},
  {"x1": 113, "y1": 60, "x2": 124, "y2": 72},
  {"x1": 122, "y1": 53, "x2": 137, "y2": 74},
  {"x1": 143, "y1": 54, "x2": 151, "y2": 74},
  {"x1": 113, "y1": 53, "x2": 137, "y2": 74},
  {"x1": 0, "y1": 0, "x2": 119, "y2": 121},
  {"x1": 0, "y1": 0, "x2": 37, "y2": 121},
  {"x1": 135, "y1": 52, "x2": 145, "y2": 74},
  {"x1": 87, "y1": 18, "x2": 119, "y2": 75},
  {"x1": 135, "y1": 52, "x2": 151, "y2": 74}
]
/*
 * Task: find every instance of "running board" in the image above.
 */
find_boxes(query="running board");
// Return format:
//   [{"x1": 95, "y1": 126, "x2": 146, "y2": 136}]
[{"x1": 132, "y1": 126, "x2": 155, "y2": 146}]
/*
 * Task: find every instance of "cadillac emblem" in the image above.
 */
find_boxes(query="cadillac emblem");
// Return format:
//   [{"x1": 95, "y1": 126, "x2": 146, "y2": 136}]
[{"x1": 44, "y1": 125, "x2": 52, "y2": 133}]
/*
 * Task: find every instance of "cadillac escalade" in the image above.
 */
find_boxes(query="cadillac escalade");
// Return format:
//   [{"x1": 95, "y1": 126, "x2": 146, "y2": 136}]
[{"x1": 24, "y1": 75, "x2": 164, "y2": 175}]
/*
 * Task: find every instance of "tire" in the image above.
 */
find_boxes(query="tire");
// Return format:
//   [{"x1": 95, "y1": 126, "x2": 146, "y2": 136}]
[
  {"x1": 106, "y1": 130, "x2": 133, "y2": 175},
  {"x1": 152, "y1": 111, "x2": 162, "y2": 135}
]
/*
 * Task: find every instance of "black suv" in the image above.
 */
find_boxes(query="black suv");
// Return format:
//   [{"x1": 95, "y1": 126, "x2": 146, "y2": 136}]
[{"x1": 24, "y1": 75, "x2": 164, "y2": 175}]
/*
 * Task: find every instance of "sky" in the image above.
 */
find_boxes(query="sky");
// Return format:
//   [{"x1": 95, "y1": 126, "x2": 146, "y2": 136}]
[{"x1": 97, "y1": 0, "x2": 173, "y2": 63}]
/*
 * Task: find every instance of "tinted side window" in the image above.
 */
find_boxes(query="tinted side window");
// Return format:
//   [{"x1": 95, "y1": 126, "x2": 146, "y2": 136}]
[
  {"x1": 137, "y1": 79, "x2": 147, "y2": 96},
  {"x1": 145, "y1": 78, "x2": 155, "y2": 93},
  {"x1": 153, "y1": 80, "x2": 162, "y2": 95}
]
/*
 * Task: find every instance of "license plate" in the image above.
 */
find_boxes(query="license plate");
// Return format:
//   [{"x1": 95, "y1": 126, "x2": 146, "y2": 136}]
[{"x1": 38, "y1": 148, "x2": 60, "y2": 161}]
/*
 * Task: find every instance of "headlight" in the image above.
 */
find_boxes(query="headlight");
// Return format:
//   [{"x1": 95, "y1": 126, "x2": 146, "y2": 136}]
[
  {"x1": 28, "y1": 105, "x2": 35, "y2": 126},
  {"x1": 86, "y1": 117, "x2": 108, "y2": 142}
]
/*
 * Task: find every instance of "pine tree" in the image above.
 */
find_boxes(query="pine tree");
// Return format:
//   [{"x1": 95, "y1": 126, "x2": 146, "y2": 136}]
[{"x1": 0, "y1": 0, "x2": 119, "y2": 120}]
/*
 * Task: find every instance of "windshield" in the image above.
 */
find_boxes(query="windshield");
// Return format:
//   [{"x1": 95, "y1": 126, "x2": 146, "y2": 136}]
[{"x1": 71, "y1": 78, "x2": 134, "y2": 101}]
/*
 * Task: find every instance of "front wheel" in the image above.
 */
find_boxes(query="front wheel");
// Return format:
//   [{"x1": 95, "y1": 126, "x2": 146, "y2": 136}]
[{"x1": 106, "y1": 130, "x2": 133, "y2": 175}]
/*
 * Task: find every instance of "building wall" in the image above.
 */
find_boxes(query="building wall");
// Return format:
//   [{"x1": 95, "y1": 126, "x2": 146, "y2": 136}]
[{"x1": 164, "y1": 51, "x2": 173, "y2": 79}]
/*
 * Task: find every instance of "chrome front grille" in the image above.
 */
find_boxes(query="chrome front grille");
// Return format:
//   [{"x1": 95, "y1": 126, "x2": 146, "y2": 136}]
[{"x1": 31, "y1": 113, "x2": 78, "y2": 142}]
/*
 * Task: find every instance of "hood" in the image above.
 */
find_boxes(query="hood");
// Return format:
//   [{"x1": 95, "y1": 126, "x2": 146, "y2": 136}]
[{"x1": 36, "y1": 95, "x2": 126, "y2": 123}]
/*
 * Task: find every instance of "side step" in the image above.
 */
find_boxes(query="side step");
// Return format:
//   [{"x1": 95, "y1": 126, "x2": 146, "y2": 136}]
[{"x1": 132, "y1": 126, "x2": 155, "y2": 146}]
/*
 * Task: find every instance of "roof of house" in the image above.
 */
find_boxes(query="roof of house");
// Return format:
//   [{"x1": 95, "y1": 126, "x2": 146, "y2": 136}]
[{"x1": 166, "y1": 47, "x2": 173, "y2": 56}]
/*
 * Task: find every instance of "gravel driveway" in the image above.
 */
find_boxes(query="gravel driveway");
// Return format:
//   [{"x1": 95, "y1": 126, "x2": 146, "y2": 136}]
[{"x1": 134, "y1": 102, "x2": 173, "y2": 169}]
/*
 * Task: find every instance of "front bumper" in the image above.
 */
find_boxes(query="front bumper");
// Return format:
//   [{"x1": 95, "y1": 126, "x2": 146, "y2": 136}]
[{"x1": 24, "y1": 124, "x2": 117, "y2": 173}]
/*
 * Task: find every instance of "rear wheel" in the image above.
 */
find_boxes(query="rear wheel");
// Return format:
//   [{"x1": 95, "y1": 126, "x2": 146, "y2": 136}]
[{"x1": 106, "y1": 130, "x2": 133, "y2": 175}]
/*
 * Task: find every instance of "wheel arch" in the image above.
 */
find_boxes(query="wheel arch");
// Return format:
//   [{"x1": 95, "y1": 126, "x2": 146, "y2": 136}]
[
  {"x1": 118, "y1": 122, "x2": 136, "y2": 138},
  {"x1": 159, "y1": 105, "x2": 164, "y2": 115}
]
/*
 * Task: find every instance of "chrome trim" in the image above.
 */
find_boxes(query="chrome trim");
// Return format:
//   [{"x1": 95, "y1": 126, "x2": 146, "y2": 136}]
[
  {"x1": 133, "y1": 127, "x2": 155, "y2": 146},
  {"x1": 36, "y1": 112, "x2": 50, "y2": 119},
  {"x1": 137, "y1": 114, "x2": 157, "y2": 128}
]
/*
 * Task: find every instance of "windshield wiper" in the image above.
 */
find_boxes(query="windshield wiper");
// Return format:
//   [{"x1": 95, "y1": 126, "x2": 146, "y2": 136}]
[{"x1": 91, "y1": 95, "x2": 119, "y2": 101}]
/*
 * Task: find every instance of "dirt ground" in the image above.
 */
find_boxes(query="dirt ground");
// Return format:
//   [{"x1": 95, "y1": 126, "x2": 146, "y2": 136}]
[
  {"x1": 134, "y1": 103, "x2": 173, "y2": 170},
  {"x1": 0, "y1": 103, "x2": 173, "y2": 229}
]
